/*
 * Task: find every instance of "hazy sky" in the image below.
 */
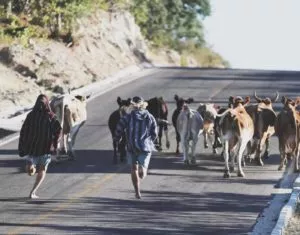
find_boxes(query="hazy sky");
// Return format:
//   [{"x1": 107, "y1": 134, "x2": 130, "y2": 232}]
[{"x1": 203, "y1": 0, "x2": 300, "y2": 71}]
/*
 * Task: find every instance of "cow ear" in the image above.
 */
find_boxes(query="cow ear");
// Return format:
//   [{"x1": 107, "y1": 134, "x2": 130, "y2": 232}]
[
  {"x1": 213, "y1": 104, "x2": 220, "y2": 110},
  {"x1": 296, "y1": 97, "x2": 300, "y2": 106},
  {"x1": 244, "y1": 96, "x2": 250, "y2": 105},
  {"x1": 86, "y1": 94, "x2": 91, "y2": 100},
  {"x1": 281, "y1": 96, "x2": 287, "y2": 104},
  {"x1": 75, "y1": 95, "x2": 84, "y2": 101},
  {"x1": 229, "y1": 96, "x2": 234, "y2": 104},
  {"x1": 117, "y1": 97, "x2": 122, "y2": 106},
  {"x1": 127, "y1": 98, "x2": 132, "y2": 103},
  {"x1": 188, "y1": 98, "x2": 194, "y2": 103},
  {"x1": 174, "y1": 94, "x2": 179, "y2": 101}
]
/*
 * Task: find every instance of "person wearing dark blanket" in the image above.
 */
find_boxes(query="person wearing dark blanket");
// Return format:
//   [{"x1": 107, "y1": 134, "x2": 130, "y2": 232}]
[{"x1": 18, "y1": 94, "x2": 62, "y2": 199}]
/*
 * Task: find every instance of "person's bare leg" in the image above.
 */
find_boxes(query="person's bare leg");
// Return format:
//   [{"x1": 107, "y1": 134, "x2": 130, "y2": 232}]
[
  {"x1": 131, "y1": 164, "x2": 141, "y2": 199},
  {"x1": 29, "y1": 166, "x2": 47, "y2": 199},
  {"x1": 138, "y1": 165, "x2": 147, "y2": 179}
]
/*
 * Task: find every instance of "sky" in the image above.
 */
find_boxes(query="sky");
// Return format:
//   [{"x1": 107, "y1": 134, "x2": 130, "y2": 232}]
[{"x1": 203, "y1": 0, "x2": 300, "y2": 71}]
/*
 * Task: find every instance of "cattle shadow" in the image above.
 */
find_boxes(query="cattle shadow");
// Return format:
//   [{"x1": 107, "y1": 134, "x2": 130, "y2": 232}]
[{"x1": 47, "y1": 149, "x2": 130, "y2": 174}]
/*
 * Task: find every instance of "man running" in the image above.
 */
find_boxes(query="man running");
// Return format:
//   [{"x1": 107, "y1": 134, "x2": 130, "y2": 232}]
[{"x1": 114, "y1": 96, "x2": 158, "y2": 199}]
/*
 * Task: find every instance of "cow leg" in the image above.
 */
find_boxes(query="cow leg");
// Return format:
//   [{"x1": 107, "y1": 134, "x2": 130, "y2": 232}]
[
  {"x1": 157, "y1": 124, "x2": 163, "y2": 151},
  {"x1": 63, "y1": 134, "x2": 68, "y2": 154},
  {"x1": 203, "y1": 131, "x2": 209, "y2": 149},
  {"x1": 223, "y1": 140, "x2": 230, "y2": 178},
  {"x1": 191, "y1": 136, "x2": 198, "y2": 165},
  {"x1": 67, "y1": 123, "x2": 82, "y2": 160},
  {"x1": 237, "y1": 141, "x2": 248, "y2": 177},
  {"x1": 263, "y1": 137, "x2": 270, "y2": 159},
  {"x1": 164, "y1": 124, "x2": 170, "y2": 149},
  {"x1": 294, "y1": 143, "x2": 300, "y2": 172},
  {"x1": 119, "y1": 138, "x2": 127, "y2": 163},
  {"x1": 182, "y1": 137, "x2": 189, "y2": 164},
  {"x1": 207, "y1": 132, "x2": 217, "y2": 154},
  {"x1": 278, "y1": 140, "x2": 286, "y2": 171},
  {"x1": 255, "y1": 139, "x2": 264, "y2": 166},
  {"x1": 113, "y1": 137, "x2": 118, "y2": 164},
  {"x1": 176, "y1": 130, "x2": 180, "y2": 154}
]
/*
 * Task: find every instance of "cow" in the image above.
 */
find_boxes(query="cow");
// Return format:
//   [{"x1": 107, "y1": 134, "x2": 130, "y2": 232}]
[
  {"x1": 275, "y1": 96, "x2": 300, "y2": 172},
  {"x1": 146, "y1": 97, "x2": 170, "y2": 151},
  {"x1": 197, "y1": 103, "x2": 220, "y2": 154},
  {"x1": 108, "y1": 97, "x2": 132, "y2": 164},
  {"x1": 172, "y1": 94, "x2": 194, "y2": 154},
  {"x1": 245, "y1": 91, "x2": 279, "y2": 165},
  {"x1": 176, "y1": 103, "x2": 204, "y2": 164},
  {"x1": 217, "y1": 96, "x2": 254, "y2": 178},
  {"x1": 50, "y1": 93, "x2": 90, "y2": 161}
]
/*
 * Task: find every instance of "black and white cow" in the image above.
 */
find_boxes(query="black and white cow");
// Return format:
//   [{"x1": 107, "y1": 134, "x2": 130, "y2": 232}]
[{"x1": 108, "y1": 97, "x2": 132, "y2": 164}]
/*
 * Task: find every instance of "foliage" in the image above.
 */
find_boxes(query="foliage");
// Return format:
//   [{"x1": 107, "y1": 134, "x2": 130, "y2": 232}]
[{"x1": 130, "y1": 0, "x2": 211, "y2": 48}]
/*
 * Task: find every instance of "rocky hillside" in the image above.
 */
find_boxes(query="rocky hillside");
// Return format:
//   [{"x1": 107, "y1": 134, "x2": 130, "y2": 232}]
[{"x1": 0, "y1": 10, "x2": 222, "y2": 118}]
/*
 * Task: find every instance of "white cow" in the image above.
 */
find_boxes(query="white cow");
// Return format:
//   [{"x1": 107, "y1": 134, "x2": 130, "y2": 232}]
[
  {"x1": 177, "y1": 104, "x2": 204, "y2": 164},
  {"x1": 50, "y1": 93, "x2": 90, "y2": 160}
]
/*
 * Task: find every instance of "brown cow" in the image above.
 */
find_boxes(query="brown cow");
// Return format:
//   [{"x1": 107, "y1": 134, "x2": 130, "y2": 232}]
[
  {"x1": 245, "y1": 91, "x2": 278, "y2": 165},
  {"x1": 217, "y1": 96, "x2": 254, "y2": 178},
  {"x1": 275, "y1": 96, "x2": 300, "y2": 172},
  {"x1": 50, "y1": 93, "x2": 90, "y2": 160}
]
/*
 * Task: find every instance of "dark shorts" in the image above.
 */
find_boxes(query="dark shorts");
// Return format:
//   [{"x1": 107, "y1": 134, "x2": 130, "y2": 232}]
[{"x1": 127, "y1": 151, "x2": 151, "y2": 169}]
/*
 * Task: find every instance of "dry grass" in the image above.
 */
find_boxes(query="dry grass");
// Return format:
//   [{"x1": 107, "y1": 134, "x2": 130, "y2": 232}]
[{"x1": 284, "y1": 203, "x2": 300, "y2": 235}]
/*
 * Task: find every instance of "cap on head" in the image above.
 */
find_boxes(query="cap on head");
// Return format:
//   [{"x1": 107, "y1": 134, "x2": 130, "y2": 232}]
[
  {"x1": 132, "y1": 96, "x2": 144, "y2": 104},
  {"x1": 131, "y1": 96, "x2": 148, "y2": 109}
]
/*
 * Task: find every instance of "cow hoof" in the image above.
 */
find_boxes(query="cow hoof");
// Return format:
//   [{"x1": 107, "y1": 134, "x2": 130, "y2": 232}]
[
  {"x1": 166, "y1": 142, "x2": 170, "y2": 149},
  {"x1": 263, "y1": 151, "x2": 269, "y2": 159},
  {"x1": 237, "y1": 171, "x2": 245, "y2": 177},
  {"x1": 213, "y1": 149, "x2": 218, "y2": 154},
  {"x1": 256, "y1": 159, "x2": 264, "y2": 166},
  {"x1": 223, "y1": 171, "x2": 230, "y2": 178}
]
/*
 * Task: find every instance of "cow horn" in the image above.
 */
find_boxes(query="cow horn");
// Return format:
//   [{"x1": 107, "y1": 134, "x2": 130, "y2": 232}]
[
  {"x1": 271, "y1": 91, "x2": 279, "y2": 102},
  {"x1": 254, "y1": 91, "x2": 262, "y2": 102}
]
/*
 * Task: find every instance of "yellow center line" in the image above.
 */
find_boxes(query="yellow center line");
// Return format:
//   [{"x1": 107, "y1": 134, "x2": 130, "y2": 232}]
[{"x1": 7, "y1": 164, "x2": 128, "y2": 235}]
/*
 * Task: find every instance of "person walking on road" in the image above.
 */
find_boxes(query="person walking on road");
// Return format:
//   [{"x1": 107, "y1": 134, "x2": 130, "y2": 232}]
[
  {"x1": 18, "y1": 94, "x2": 62, "y2": 199},
  {"x1": 114, "y1": 96, "x2": 158, "y2": 199}
]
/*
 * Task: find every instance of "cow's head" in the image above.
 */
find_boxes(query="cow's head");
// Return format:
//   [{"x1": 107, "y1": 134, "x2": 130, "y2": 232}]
[
  {"x1": 117, "y1": 96, "x2": 132, "y2": 115},
  {"x1": 229, "y1": 96, "x2": 250, "y2": 108},
  {"x1": 75, "y1": 94, "x2": 91, "y2": 103},
  {"x1": 254, "y1": 91, "x2": 279, "y2": 108},
  {"x1": 281, "y1": 96, "x2": 300, "y2": 109},
  {"x1": 174, "y1": 94, "x2": 194, "y2": 110}
]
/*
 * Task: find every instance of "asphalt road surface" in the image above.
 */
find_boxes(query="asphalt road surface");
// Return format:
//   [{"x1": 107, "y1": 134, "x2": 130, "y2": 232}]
[{"x1": 0, "y1": 67, "x2": 299, "y2": 235}]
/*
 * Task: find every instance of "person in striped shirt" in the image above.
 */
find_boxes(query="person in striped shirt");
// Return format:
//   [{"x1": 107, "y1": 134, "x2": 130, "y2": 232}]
[
  {"x1": 18, "y1": 94, "x2": 62, "y2": 199},
  {"x1": 114, "y1": 96, "x2": 158, "y2": 199}
]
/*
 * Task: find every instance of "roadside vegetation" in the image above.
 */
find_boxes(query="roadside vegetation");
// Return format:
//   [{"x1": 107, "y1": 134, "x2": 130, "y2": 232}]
[{"x1": 0, "y1": 0, "x2": 229, "y2": 67}]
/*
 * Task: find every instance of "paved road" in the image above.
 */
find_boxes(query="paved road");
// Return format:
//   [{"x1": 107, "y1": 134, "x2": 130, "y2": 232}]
[{"x1": 0, "y1": 67, "x2": 299, "y2": 235}]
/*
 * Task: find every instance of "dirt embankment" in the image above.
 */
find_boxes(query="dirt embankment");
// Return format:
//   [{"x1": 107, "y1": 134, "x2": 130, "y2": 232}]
[{"x1": 0, "y1": 10, "x2": 200, "y2": 118}]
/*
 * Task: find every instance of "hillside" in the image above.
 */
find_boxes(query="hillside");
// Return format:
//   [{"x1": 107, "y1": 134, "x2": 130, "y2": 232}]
[{"x1": 0, "y1": 9, "x2": 227, "y2": 118}]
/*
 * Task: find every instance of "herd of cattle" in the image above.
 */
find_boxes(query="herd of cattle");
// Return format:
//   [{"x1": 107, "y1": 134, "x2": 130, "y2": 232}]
[{"x1": 47, "y1": 91, "x2": 300, "y2": 179}]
